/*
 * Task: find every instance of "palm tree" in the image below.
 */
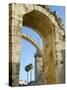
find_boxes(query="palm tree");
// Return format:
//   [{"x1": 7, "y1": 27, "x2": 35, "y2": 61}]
[
  {"x1": 25, "y1": 64, "x2": 33, "y2": 83},
  {"x1": 28, "y1": 64, "x2": 33, "y2": 82},
  {"x1": 25, "y1": 65, "x2": 29, "y2": 83}
]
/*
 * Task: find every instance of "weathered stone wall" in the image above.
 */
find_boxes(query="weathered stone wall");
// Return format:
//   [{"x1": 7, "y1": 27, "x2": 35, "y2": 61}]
[
  {"x1": 9, "y1": 3, "x2": 65, "y2": 86},
  {"x1": 54, "y1": 27, "x2": 65, "y2": 83},
  {"x1": 9, "y1": 4, "x2": 22, "y2": 86},
  {"x1": 44, "y1": 30, "x2": 57, "y2": 84}
]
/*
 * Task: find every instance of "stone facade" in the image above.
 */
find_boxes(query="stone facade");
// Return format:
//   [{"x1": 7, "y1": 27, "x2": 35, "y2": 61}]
[
  {"x1": 9, "y1": 3, "x2": 65, "y2": 86},
  {"x1": 55, "y1": 27, "x2": 65, "y2": 83}
]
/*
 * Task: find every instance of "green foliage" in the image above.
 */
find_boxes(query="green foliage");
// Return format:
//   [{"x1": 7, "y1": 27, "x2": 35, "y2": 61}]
[
  {"x1": 25, "y1": 63, "x2": 33, "y2": 72},
  {"x1": 25, "y1": 65, "x2": 30, "y2": 72}
]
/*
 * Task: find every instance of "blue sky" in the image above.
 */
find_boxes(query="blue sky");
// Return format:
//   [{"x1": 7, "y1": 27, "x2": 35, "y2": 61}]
[
  {"x1": 19, "y1": 5, "x2": 65, "y2": 82},
  {"x1": 49, "y1": 5, "x2": 65, "y2": 24},
  {"x1": 19, "y1": 27, "x2": 43, "y2": 82}
]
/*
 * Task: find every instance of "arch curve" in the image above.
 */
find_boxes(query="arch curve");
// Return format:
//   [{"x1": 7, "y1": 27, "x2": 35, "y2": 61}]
[
  {"x1": 21, "y1": 32, "x2": 42, "y2": 51},
  {"x1": 23, "y1": 10, "x2": 54, "y2": 39}
]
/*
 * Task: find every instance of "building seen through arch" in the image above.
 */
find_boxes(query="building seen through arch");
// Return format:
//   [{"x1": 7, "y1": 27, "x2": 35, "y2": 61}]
[{"x1": 9, "y1": 4, "x2": 65, "y2": 86}]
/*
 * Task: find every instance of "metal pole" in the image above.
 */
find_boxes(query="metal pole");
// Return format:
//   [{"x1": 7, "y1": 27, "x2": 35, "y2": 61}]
[
  {"x1": 27, "y1": 72, "x2": 28, "y2": 83},
  {"x1": 30, "y1": 69, "x2": 32, "y2": 82}
]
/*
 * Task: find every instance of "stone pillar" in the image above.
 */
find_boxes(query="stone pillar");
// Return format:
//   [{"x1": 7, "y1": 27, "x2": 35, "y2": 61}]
[
  {"x1": 56, "y1": 50, "x2": 65, "y2": 83},
  {"x1": 9, "y1": 4, "x2": 22, "y2": 86},
  {"x1": 55, "y1": 27, "x2": 65, "y2": 83},
  {"x1": 44, "y1": 31, "x2": 57, "y2": 84},
  {"x1": 34, "y1": 49, "x2": 44, "y2": 84}
]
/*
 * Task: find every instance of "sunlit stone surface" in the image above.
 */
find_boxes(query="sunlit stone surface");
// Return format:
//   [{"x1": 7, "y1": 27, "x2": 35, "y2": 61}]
[{"x1": 9, "y1": 3, "x2": 65, "y2": 86}]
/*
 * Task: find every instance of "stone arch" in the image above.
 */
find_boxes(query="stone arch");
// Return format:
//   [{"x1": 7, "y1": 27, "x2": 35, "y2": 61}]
[
  {"x1": 21, "y1": 32, "x2": 42, "y2": 51},
  {"x1": 22, "y1": 9, "x2": 56, "y2": 84},
  {"x1": 9, "y1": 4, "x2": 65, "y2": 86},
  {"x1": 23, "y1": 10, "x2": 54, "y2": 38}
]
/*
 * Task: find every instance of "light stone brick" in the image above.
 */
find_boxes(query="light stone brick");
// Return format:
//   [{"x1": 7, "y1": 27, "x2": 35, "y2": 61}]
[{"x1": 9, "y1": 3, "x2": 65, "y2": 86}]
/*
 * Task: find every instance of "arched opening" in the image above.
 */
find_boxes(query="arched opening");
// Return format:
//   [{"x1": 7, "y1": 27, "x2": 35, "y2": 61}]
[
  {"x1": 19, "y1": 26, "x2": 44, "y2": 85},
  {"x1": 23, "y1": 10, "x2": 53, "y2": 38},
  {"x1": 22, "y1": 10, "x2": 56, "y2": 84}
]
